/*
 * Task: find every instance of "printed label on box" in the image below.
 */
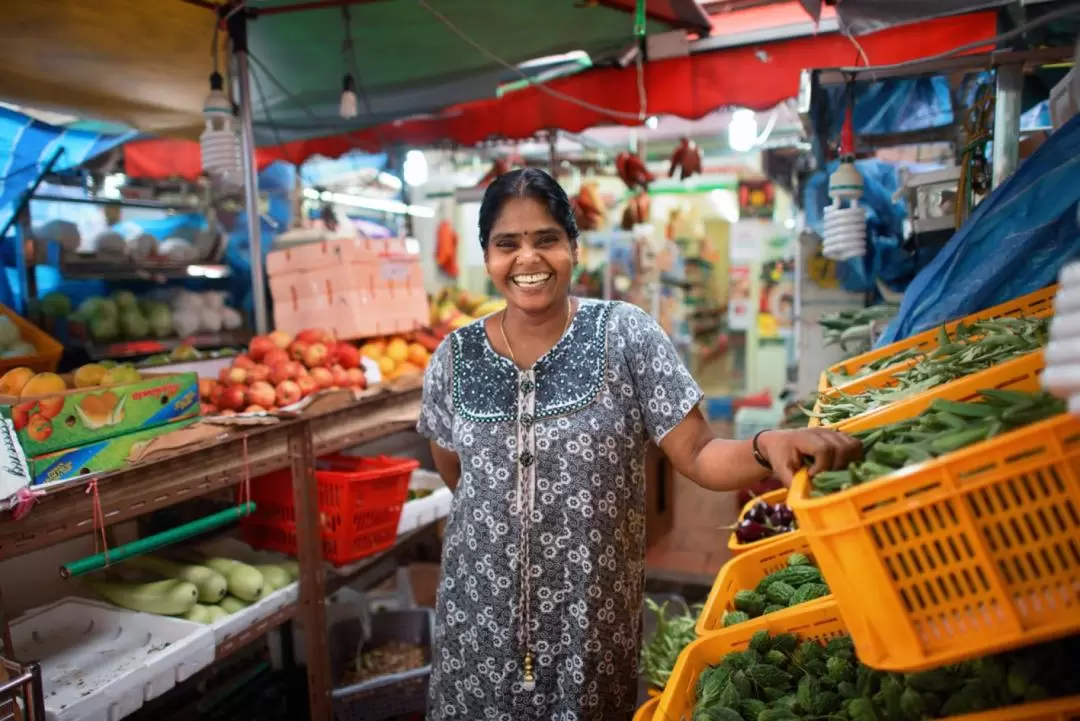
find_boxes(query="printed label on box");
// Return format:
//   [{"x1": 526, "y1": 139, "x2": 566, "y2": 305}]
[{"x1": 0, "y1": 417, "x2": 31, "y2": 500}]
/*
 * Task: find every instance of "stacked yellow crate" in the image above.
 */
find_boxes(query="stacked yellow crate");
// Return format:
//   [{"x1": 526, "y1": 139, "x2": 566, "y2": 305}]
[{"x1": 639, "y1": 288, "x2": 1080, "y2": 721}]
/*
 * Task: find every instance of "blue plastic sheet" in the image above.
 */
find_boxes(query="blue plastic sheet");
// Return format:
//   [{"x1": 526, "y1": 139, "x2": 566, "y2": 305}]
[
  {"x1": 877, "y1": 112, "x2": 1080, "y2": 345},
  {"x1": 0, "y1": 107, "x2": 135, "y2": 307},
  {"x1": 820, "y1": 77, "x2": 954, "y2": 139}
]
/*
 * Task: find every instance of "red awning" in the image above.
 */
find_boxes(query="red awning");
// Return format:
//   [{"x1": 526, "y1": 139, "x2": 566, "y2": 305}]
[{"x1": 124, "y1": 11, "x2": 996, "y2": 180}]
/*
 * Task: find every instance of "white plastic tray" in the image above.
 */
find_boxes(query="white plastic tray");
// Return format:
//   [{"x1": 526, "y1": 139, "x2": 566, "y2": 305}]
[
  {"x1": 10, "y1": 597, "x2": 215, "y2": 721},
  {"x1": 191, "y1": 537, "x2": 299, "y2": 647},
  {"x1": 397, "y1": 470, "x2": 452, "y2": 536}
]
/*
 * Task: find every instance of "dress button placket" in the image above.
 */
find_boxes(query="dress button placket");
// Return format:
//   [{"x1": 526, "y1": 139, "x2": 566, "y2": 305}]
[{"x1": 515, "y1": 368, "x2": 539, "y2": 692}]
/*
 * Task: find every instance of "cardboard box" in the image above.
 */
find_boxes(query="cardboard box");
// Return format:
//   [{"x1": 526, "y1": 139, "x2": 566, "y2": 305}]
[
  {"x1": 0, "y1": 372, "x2": 200, "y2": 456},
  {"x1": 30, "y1": 417, "x2": 201, "y2": 487}
]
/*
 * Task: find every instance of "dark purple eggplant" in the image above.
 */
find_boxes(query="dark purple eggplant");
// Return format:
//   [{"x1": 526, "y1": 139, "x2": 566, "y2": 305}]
[
  {"x1": 769, "y1": 504, "x2": 796, "y2": 527},
  {"x1": 734, "y1": 519, "x2": 770, "y2": 543},
  {"x1": 746, "y1": 501, "x2": 771, "y2": 524}
]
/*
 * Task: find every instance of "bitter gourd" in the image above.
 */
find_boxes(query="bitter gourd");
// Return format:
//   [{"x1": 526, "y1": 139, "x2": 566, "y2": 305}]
[
  {"x1": 733, "y1": 590, "x2": 765, "y2": 616},
  {"x1": 790, "y1": 582, "x2": 830, "y2": 605},
  {"x1": 765, "y1": 581, "x2": 796, "y2": 606}
]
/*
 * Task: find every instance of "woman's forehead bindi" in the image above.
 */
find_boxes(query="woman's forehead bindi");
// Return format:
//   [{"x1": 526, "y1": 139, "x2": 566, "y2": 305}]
[{"x1": 490, "y1": 226, "x2": 563, "y2": 241}]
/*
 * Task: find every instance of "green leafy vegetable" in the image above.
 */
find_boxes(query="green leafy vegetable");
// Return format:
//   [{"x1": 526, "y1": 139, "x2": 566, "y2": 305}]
[{"x1": 640, "y1": 599, "x2": 698, "y2": 690}]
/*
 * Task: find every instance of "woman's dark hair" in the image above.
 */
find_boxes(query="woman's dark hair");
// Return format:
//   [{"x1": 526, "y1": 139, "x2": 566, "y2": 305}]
[{"x1": 478, "y1": 168, "x2": 579, "y2": 250}]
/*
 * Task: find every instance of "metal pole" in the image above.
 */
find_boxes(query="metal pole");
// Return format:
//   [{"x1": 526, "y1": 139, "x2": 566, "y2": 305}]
[
  {"x1": 991, "y1": 63, "x2": 1023, "y2": 190},
  {"x1": 548, "y1": 129, "x2": 558, "y2": 179},
  {"x1": 229, "y1": 8, "x2": 270, "y2": 335}
]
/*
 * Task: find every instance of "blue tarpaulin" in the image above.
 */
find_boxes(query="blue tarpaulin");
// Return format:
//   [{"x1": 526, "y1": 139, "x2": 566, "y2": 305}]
[
  {"x1": 877, "y1": 111, "x2": 1080, "y2": 345},
  {"x1": 0, "y1": 106, "x2": 136, "y2": 235},
  {"x1": 0, "y1": 106, "x2": 136, "y2": 308},
  {"x1": 803, "y1": 158, "x2": 938, "y2": 296},
  {"x1": 820, "y1": 77, "x2": 955, "y2": 140},
  {"x1": 0, "y1": 102, "x2": 294, "y2": 317}
]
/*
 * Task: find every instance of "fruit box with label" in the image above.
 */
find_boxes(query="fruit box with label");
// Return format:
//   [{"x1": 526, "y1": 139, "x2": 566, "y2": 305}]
[
  {"x1": 0, "y1": 372, "x2": 200, "y2": 457},
  {"x1": 29, "y1": 416, "x2": 200, "y2": 486}
]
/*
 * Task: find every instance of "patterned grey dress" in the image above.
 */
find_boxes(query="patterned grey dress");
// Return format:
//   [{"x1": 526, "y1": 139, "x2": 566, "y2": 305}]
[{"x1": 417, "y1": 298, "x2": 703, "y2": 721}]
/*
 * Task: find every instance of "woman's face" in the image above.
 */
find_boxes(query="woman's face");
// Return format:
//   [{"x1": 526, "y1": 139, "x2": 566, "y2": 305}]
[{"x1": 485, "y1": 196, "x2": 576, "y2": 314}]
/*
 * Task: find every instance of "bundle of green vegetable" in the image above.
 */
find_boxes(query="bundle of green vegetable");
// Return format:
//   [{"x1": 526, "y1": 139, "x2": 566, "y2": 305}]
[
  {"x1": 810, "y1": 390, "x2": 1064, "y2": 497},
  {"x1": 815, "y1": 318, "x2": 1049, "y2": 424},
  {"x1": 691, "y1": 630, "x2": 1080, "y2": 721},
  {"x1": 641, "y1": 599, "x2": 700, "y2": 690},
  {"x1": 819, "y1": 305, "x2": 900, "y2": 358},
  {"x1": 825, "y1": 347, "x2": 923, "y2": 387},
  {"x1": 722, "y1": 554, "x2": 830, "y2": 628}
]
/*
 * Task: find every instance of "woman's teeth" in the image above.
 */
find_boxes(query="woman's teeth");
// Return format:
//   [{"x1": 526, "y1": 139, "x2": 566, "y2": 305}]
[{"x1": 512, "y1": 273, "x2": 552, "y2": 287}]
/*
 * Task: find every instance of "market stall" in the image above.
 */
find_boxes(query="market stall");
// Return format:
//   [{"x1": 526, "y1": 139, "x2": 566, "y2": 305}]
[
  {"x1": 1, "y1": 1, "x2": 1078, "y2": 720},
  {"x1": 633, "y1": 3, "x2": 1080, "y2": 718}
]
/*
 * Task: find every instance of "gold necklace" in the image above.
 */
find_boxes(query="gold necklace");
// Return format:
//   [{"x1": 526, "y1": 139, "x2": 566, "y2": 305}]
[{"x1": 499, "y1": 297, "x2": 573, "y2": 366}]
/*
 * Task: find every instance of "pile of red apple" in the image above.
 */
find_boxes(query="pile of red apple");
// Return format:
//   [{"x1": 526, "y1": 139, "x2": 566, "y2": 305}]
[{"x1": 200, "y1": 328, "x2": 367, "y2": 416}]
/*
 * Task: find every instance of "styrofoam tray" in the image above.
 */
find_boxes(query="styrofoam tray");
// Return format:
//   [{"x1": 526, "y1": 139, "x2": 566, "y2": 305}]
[
  {"x1": 137, "y1": 356, "x2": 234, "y2": 379},
  {"x1": 192, "y1": 537, "x2": 300, "y2": 646},
  {"x1": 10, "y1": 597, "x2": 215, "y2": 721},
  {"x1": 397, "y1": 470, "x2": 452, "y2": 536},
  {"x1": 208, "y1": 581, "x2": 297, "y2": 647}
]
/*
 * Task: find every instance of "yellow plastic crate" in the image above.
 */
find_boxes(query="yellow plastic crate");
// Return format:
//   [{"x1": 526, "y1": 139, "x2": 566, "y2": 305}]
[
  {"x1": 817, "y1": 283, "x2": 1057, "y2": 396},
  {"x1": 656, "y1": 600, "x2": 1080, "y2": 721},
  {"x1": 790, "y1": 356, "x2": 1080, "y2": 671},
  {"x1": 699, "y1": 532, "x2": 830, "y2": 636},
  {"x1": 727, "y1": 488, "x2": 800, "y2": 554},
  {"x1": 809, "y1": 343, "x2": 1046, "y2": 429},
  {"x1": 634, "y1": 696, "x2": 659, "y2": 721},
  {"x1": 0, "y1": 304, "x2": 62, "y2": 376}
]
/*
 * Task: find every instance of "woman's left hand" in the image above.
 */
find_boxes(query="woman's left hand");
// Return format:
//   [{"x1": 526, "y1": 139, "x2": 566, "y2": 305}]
[{"x1": 757, "y1": 428, "x2": 863, "y2": 486}]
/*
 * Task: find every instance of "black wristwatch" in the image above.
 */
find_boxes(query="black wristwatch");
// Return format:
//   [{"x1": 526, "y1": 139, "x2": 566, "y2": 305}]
[{"x1": 752, "y1": 430, "x2": 773, "y2": 471}]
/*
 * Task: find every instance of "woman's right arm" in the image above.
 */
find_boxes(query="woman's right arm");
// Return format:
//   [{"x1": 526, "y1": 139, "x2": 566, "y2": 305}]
[
  {"x1": 417, "y1": 340, "x2": 460, "y2": 491},
  {"x1": 430, "y1": 444, "x2": 461, "y2": 491}
]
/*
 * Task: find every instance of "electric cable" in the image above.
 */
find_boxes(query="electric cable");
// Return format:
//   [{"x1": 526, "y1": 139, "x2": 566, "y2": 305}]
[
  {"x1": 832, "y1": 2, "x2": 1080, "y2": 76},
  {"x1": 417, "y1": 0, "x2": 648, "y2": 122}
]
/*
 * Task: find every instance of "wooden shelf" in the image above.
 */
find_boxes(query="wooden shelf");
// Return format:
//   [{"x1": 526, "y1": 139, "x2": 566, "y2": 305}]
[
  {"x1": 0, "y1": 385, "x2": 425, "y2": 721},
  {"x1": 0, "y1": 387, "x2": 423, "y2": 563}
]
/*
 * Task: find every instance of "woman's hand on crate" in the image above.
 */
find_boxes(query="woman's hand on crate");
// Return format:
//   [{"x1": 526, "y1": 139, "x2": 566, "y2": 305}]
[
  {"x1": 659, "y1": 408, "x2": 862, "y2": 492},
  {"x1": 756, "y1": 428, "x2": 862, "y2": 486}
]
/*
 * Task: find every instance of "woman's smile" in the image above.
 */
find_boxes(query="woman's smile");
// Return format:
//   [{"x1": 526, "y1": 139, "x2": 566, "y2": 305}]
[{"x1": 511, "y1": 272, "x2": 554, "y2": 289}]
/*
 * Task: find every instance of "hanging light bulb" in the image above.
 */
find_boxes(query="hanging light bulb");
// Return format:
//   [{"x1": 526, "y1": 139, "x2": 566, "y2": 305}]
[
  {"x1": 403, "y1": 150, "x2": 429, "y2": 187},
  {"x1": 822, "y1": 93, "x2": 866, "y2": 261},
  {"x1": 822, "y1": 160, "x2": 867, "y2": 261},
  {"x1": 200, "y1": 71, "x2": 242, "y2": 189},
  {"x1": 728, "y1": 109, "x2": 758, "y2": 153},
  {"x1": 340, "y1": 74, "x2": 358, "y2": 119}
]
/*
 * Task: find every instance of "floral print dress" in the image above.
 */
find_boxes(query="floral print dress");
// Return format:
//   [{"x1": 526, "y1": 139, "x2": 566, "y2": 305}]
[{"x1": 417, "y1": 299, "x2": 703, "y2": 721}]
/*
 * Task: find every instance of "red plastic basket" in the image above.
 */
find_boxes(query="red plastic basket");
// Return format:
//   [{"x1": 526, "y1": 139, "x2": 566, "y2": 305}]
[{"x1": 241, "y1": 454, "x2": 419, "y2": 566}]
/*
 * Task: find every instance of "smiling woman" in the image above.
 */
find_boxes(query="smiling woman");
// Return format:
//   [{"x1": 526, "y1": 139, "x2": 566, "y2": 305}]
[{"x1": 417, "y1": 168, "x2": 861, "y2": 721}]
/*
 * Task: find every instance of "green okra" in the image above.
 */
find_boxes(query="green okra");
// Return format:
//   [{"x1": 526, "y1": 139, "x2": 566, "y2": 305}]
[
  {"x1": 817, "y1": 316, "x2": 1049, "y2": 424},
  {"x1": 930, "y1": 426, "x2": 991, "y2": 453},
  {"x1": 809, "y1": 389, "x2": 1062, "y2": 498},
  {"x1": 930, "y1": 397, "x2": 998, "y2": 418}
]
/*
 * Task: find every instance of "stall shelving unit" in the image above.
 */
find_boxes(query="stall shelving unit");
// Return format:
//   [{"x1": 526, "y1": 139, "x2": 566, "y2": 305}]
[{"x1": 0, "y1": 385, "x2": 425, "y2": 721}]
